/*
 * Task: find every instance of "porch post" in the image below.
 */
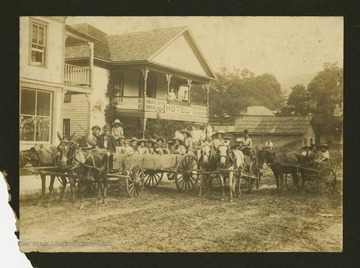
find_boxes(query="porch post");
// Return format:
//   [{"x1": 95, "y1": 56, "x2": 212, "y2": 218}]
[
  {"x1": 87, "y1": 42, "x2": 94, "y2": 87},
  {"x1": 187, "y1": 79, "x2": 192, "y2": 102},
  {"x1": 141, "y1": 68, "x2": 149, "y2": 138},
  {"x1": 206, "y1": 83, "x2": 210, "y2": 117},
  {"x1": 166, "y1": 74, "x2": 172, "y2": 95}
]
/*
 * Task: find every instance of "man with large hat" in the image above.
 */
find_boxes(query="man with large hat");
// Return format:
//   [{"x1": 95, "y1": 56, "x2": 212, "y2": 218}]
[
  {"x1": 96, "y1": 124, "x2": 116, "y2": 170},
  {"x1": 154, "y1": 137, "x2": 166, "y2": 155},
  {"x1": 301, "y1": 144, "x2": 311, "y2": 156},
  {"x1": 130, "y1": 137, "x2": 138, "y2": 153},
  {"x1": 316, "y1": 143, "x2": 330, "y2": 163},
  {"x1": 180, "y1": 129, "x2": 193, "y2": 154},
  {"x1": 137, "y1": 138, "x2": 150, "y2": 154},
  {"x1": 171, "y1": 136, "x2": 186, "y2": 155},
  {"x1": 96, "y1": 124, "x2": 116, "y2": 153},
  {"x1": 238, "y1": 129, "x2": 253, "y2": 156},
  {"x1": 111, "y1": 119, "x2": 125, "y2": 146},
  {"x1": 86, "y1": 125, "x2": 101, "y2": 148},
  {"x1": 212, "y1": 130, "x2": 225, "y2": 150}
]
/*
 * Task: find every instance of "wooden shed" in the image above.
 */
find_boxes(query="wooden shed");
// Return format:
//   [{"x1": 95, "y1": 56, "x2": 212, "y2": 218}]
[{"x1": 213, "y1": 116, "x2": 318, "y2": 151}]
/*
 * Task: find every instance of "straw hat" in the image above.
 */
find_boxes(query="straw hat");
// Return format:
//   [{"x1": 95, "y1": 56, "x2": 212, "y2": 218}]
[
  {"x1": 113, "y1": 119, "x2": 123, "y2": 125},
  {"x1": 180, "y1": 129, "x2": 192, "y2": 137},
  {"x1": 319, "y1": 143, "x2": 329, "y2": 148},
  {"x1": 156, "y1": 137, "x2": 165, "y2": 143}
]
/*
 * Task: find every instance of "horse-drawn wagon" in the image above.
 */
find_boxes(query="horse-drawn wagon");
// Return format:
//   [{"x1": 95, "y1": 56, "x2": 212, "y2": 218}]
[
  {"x1": 262, "y1": 147, "x2": 338, "y2": 193},
  {"x1": 282, "y1": 161, "x2": 337, "y2": 193},
  {"x1": 108, "y1": 153, "x2": 199, "y2": 196}
]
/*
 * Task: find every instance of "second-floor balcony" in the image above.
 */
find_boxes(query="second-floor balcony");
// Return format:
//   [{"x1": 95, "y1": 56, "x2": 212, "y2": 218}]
[
  {"x1": 114, "y1": 96, "x2": 208, "y2": 122},
  {"x1": 64, "y1": 63, "x2": 91, "y2": 87}
]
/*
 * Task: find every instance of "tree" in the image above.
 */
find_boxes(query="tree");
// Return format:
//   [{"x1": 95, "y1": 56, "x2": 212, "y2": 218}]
[
  {"x1": 307, "y1": 62, "x2": 343, "y2": 118},
  {"x1": 104, "y1": 72, "x2": 117, "y2": 124},
  {"x1": 279, "y1": 84, "x2": 309, "y2": 116},
  {"x1": 208, "y1": 67, "x2": 283, "y2": 124}
]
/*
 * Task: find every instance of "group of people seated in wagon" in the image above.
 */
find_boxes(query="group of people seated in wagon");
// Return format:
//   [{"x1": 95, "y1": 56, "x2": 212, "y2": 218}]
[
  {"x1": 300, "y1": 143, "x2": 330, "y2": 168},
  {"x1": 85, "y1": 119, "x2": 197, "y2": 156}
]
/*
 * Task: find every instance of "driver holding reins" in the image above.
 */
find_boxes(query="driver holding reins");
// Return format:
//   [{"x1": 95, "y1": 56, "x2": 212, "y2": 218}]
[{"x1": 238, "y1": 129, "x2": 253, "y2": 156}]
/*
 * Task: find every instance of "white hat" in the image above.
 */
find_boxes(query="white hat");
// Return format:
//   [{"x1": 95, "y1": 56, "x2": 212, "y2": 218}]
[{"x1": 114, "y1": 119, "x2": 122, "y2": 125}]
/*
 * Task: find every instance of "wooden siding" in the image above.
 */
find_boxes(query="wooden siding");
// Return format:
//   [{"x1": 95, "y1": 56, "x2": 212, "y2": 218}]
[{"x1": 63, "y1": 93, "x2": 90, "y2": 138}]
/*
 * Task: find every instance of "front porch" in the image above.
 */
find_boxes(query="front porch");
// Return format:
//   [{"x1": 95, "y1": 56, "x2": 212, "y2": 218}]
[{"x1": 114, "y1": 96, "x2": 208, "y2": 123}]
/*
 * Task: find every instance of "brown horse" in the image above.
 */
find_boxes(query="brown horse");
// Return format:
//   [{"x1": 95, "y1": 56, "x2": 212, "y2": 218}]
[
  {"x1": 57, "y1": 132, "x2": 107, "y2": 209},
  {"x1": 263, "y1": 148, "x2": 304, "y2": 191},
  {"x1": 20, "y1": 145, "x2": 68, "y2": 206}
]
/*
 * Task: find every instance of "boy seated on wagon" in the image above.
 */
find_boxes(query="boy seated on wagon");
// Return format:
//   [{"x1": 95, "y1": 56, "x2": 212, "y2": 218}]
[
  {"x1": 115, "y1": 137, "x2": 126, "y2": 154},
  {"x1": 315, "y1": 143, "x2": 330, "y2": 168},
  {"x1": 123, "y1": 139, "x2": 135, "y2": 156},
  {"x1": 146, "y1": 138, "x2": 156, "y2": 154},
  {"x1": 153, "y1": 137, "x2": 166, "y2": 155},
  {"x1": 137, "y1": 139, "x2": 150, "y2": 154},
  {"x1": 171, "y1": 137, "x2": 187, "y2": 155},
  {"x1": 130, "y1": 137, "x2": 138, "y2": 154}
]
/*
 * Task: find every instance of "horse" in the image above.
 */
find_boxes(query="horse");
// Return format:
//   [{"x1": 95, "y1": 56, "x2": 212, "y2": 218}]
[
  {"x1": 56, "y1": 132, "x2": 107, "y2": 209},
  {"x1": 197, "y1": 141, "x2": 217, "y2": 197},
  {"x1": 20, "y1": 145, "x2": 68, "y2": 207},
  {"x1": 216, "y1": 144, "x2": 244, "y2": 201},
  {"x1": 243, "y1": 146, "x2": 267, "y2": 191},
  {"x1": 263, "y1": 148, "x2": 304, "y2": 191}
]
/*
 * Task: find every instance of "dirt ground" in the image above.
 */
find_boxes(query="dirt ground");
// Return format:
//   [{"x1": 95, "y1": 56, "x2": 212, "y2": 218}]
[{"x1": 19, "y1": 169, "x2": 343, "y2": 252}]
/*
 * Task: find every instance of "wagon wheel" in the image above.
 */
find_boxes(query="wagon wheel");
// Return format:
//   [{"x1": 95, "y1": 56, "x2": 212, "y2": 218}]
[
  {"x1": 316, "y1": 168, "x2": 336, "y2": 194},
  {"x1": 285, "y1": 170, "x2": 304, "y2": 192},
  {"x1": 175, "y1": 155, "x2": 199, "y2": 192},
  {"x1": 144, "y1": 170, "x2": 163, "y2": 188},
  {"x1": 126, "y1": 165, "x2": 145, "y2": 198}
]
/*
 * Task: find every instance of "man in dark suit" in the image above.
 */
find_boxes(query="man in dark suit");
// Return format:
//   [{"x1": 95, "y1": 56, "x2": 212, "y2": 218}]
[
  {"x1": 96, "y1": 124, "x2": 116, "y2": 153},
  {"x1": 96, "y1": 124, "x2": 116, "y2": 171}
]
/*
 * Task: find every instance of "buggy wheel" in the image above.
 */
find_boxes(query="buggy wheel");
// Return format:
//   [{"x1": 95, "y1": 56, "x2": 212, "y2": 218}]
[
  {"x1": 126, "y1": 165, "x2": 145, "y2": 198},
  {"x1": 317, "y1": 168, "x2": 336, "y2": 193},
  {"x1": 285, "y1": 171, "x2": 303, "y2": 192},
  {"x1": 144, "y1": 171, "x2": 163, "y2": 187},
  {"x1": 175, "y1": 155, "x2": 198, "y2": 192}
]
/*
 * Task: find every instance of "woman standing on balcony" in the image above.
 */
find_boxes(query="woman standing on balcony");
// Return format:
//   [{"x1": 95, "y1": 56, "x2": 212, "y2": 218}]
[
  {"x1": 167, "y1": 88, "x2": 177, "y2": 101},
  {"x1": 111, "y1": 119, "x2": 125, "y2": 146}
]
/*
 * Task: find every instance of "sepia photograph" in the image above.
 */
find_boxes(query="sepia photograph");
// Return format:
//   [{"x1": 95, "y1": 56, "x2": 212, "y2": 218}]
[{"x1": 18, "y1": 16, "x2": 343, "y2": 252}]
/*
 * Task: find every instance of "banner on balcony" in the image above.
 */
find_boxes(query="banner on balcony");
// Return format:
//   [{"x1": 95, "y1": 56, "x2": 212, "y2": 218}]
[{"x1": 164, "y1": 104, "x2": 192, "y2": 115}]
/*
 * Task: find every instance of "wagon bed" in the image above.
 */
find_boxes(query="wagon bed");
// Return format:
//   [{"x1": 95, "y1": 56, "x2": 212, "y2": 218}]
[{"x1": 280, "y1": 161, "x2": 337, "y2": 193}]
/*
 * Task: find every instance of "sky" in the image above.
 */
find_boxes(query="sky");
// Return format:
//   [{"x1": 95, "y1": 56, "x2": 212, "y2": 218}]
[{"x1": 66, "y1": 16, "x2": 343, "y2": 86}]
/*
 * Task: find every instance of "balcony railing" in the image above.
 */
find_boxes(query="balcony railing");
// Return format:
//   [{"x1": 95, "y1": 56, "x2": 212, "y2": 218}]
[
  {"x1": 114, "y1": 96, "x2": 208, "y2": 119},
  {"x1": 64, "y1": 64, "x2": 91, "y2": 86}
]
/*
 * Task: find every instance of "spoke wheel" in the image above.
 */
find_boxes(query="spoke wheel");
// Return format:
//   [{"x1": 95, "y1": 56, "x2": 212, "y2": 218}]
[
  {"x1": 317, "y1": 168, "x2": 336, "y2": 194},
  {"x1": 285, "y1": 171, "x2": 304, "y2": 192},
  {"x1": 175, "y1": 155, "x2": 198, "y2": 192},
  {"x1": 126, "y1": 165, "x2": 145, "y2": 198},
  {"x1": 144, "y1": 171, "x2": 163, "y2": 187}
]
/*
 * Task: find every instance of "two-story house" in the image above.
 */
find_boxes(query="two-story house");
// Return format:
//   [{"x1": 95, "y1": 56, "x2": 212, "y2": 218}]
[
  {"x1": 65, "y1": 24, "x2": 216, "y2": 137},
  {"x1": 20, "y1": 17, "x2": 95, "y2": 150}
]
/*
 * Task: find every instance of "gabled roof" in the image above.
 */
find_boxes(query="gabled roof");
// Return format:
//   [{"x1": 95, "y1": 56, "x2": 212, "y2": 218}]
[
  {"x1": 106, "y1": 26, "x2": 188, "y2": 61},
  {"x1": 214, "y1": 116, "x2": 315, "y2": 135},
  {"x1": 67, "y1": 23, "x2": 111, "y2": 60},
  {"x1": 66, "y1": 23, "x2": 216, "y2": 79},
  {"x1": 237, "y1": 106, "x2": 275, "y2": 116}
]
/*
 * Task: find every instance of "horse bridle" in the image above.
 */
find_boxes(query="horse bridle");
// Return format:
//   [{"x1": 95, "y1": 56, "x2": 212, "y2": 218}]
[
  {"x1": 58, "y1": 139, "x2": 78, "y2": 170},
  {"x1": 217, "y1": 145, "x2": 233, "y2": 168}
]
